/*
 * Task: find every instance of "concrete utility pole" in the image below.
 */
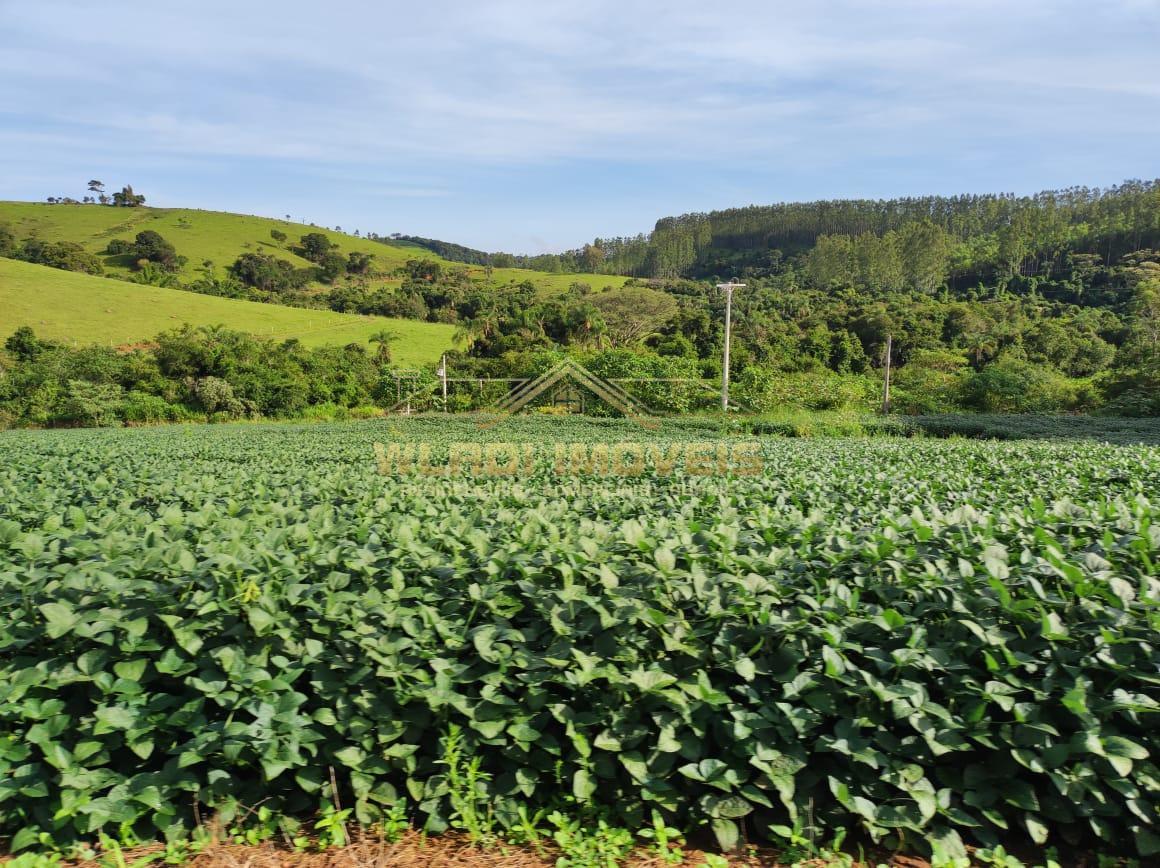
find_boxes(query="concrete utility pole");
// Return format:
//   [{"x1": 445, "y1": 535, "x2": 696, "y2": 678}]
[
  {"x1": 882, "y1": 333, "x2": 893, "y2": 415},
  {"x1": 716, "y1": 282, "x2": 746, "y2": 411},
  {"x1": 438, "y1": 354, "x2": 448, "y2": 412}
]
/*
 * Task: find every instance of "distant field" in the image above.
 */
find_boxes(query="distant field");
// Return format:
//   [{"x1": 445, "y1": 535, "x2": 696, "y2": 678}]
[
  {"x1": 0, "y1": 202, "x2": 628, "y2": 295},
  {"x1": 0, "y1": 258, "x2": 455, "y2": 364}
]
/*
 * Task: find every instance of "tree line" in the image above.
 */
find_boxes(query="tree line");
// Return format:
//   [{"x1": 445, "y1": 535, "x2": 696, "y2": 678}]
[
  {"x1": 43, "y1": 180, "x2": 146, "y2": 207},
  {"x1": 410, "y1": 179, "x2": 1160, "y2": 284}
]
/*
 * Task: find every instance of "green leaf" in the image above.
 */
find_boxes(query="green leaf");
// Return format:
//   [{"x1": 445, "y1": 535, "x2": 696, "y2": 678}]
[
  {"x1": 94, "y1": 705, "x2": 136, "y2": 732},
  {"x1": 710, "y1": 818, "x2": 740, "y2": 852},
  {"x1": 334, "y1": 746, "x2": 366, "y2": 768},
  {"x1": 247, "y1": 607, "x2": 277, "y2": 634},
  {"x1": 1103, "y1": 736, "x2": 1148, "y2": 760},
  {"x1": 1136, "y1": 827, "x2": 1160, "y2": 857},
  {"x1": 927, "y1": 826, "x2": 969, "y2": 868},
  {"x1": 655, "y1": 548, "x2": 676, "y2": 572},
  {"x1": 113, "y1": 659, "x2": 148, "y2": 682},
  {"x1": 573, "y1": 768, "x2": 596, "y2": 801},
  {"x1": 1024, "y1": 813, "x2": 1049, "y2": 845},
  {"x1": 703, "y1": 794, "x2": 752, "y2": 819},
  {"x1": 734, "y1": 657, "x2": 756, "y2": 681},
  {"x1": 39, "y1": 602, "x2": 79, "y2": 638}
]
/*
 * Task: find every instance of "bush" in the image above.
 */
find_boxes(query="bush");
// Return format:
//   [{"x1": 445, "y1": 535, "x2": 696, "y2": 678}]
[
  {"x1": 229, "y1": 253, "x2": 312, "y2": 294},
  {"x1": 959, "y1": 356, "x2": 1079, "y2": 413},
  {"x1": 121, "y1": 391, "x2": 193, "y2": 425},
  {"x1": 18, "y1": 239, "x2": 104, "y2": 275},
  {"x1": 188, "y1": 376, "x2": 246, "y2": 418},
  {"x1": 734, "y1": 367, "x2": 880, "y2": 412},
  {"x1": 50, "y1": 380, "x2": 124, "y2": 427},
  {"x1": 891, "y1": 350, "x2": 970, "y2": 415},
  {"x1": 299, "y1": 403, "x2": 350, "y2": 422},
  {"x1": 349, "y1": 405, "x2": 385, "y2": 420},
  {"x1": 581, "y1": 350, "x2": 703, "y2": 414}
]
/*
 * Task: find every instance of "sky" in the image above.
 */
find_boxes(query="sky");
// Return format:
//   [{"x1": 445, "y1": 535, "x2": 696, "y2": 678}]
[{"x1": 1, "y1": 0, "x2": 1158, "y2": 253}]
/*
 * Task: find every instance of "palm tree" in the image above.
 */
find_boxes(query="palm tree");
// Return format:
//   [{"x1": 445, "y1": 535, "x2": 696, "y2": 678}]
[
  {"x1": 964, "y1": 332, "x2": 998, "y2": 367},
  {"x1": 368, "y1": 330, "x2": 398, "y2": 364},
  {"x1": 454, "y1": 309, "x2": 499, "y2": 353}
]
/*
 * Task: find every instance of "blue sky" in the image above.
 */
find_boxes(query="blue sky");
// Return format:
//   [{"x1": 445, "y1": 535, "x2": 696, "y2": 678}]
[{"x1": 1, "y1": 0, "x2": 1158, "y2": 252}]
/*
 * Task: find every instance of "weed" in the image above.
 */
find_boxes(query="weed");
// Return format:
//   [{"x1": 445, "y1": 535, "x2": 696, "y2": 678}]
[
  {"x1": 441, "y1": 723, "x2": 496, "y2": 844},
  {"x1": 548, "y1": 811, "x2": 634, "y2": 868},
  {"x1": 637, "y1": 810, "x2": 684, "y2": 864}
]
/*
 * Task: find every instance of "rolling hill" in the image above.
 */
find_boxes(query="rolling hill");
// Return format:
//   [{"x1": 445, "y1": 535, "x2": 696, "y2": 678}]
[
  {"x1": 0, "y1": 258, "x2": 455, "y2": 365},
  {"x1": 0, "y1": 201, "x2": 629, "y2": 296}
]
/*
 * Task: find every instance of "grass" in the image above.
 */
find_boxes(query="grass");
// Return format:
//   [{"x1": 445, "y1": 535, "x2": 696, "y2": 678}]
[
  {"x1": 0, "y1": 201, "x2": 628, "y2": 296},
  {"x1": 901, "y1": 412, "x2": 1160, "y2": 445},
  {"x1": 0, "y1": 258, "x2": 456, "y2": 364},
  {"x1": 735, "y1": 409, "x2": 1160, "y2": 445}
]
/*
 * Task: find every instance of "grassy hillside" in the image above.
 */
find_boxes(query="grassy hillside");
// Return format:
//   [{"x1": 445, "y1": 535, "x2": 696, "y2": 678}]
[
  {"x1": 0, "y1": 202, "x2": 629, "y2": 295},
  {"x1": 0, "y1": 258, "x2": 455, "y2": 365}
]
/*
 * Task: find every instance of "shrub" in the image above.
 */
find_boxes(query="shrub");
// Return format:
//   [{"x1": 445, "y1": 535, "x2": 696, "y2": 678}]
[
  {"x1": 121, "y1": 391, "x2": 192, "y2": 425},
  {"x1": 18, "y1": 239, "x2": 103, "y2": 275},
  {"x1": 734, "y1": 367, "x2": 879, "y2": 412},
  {"x1": 959, "y1": 356, "x2": 1078, "y2": 413}
]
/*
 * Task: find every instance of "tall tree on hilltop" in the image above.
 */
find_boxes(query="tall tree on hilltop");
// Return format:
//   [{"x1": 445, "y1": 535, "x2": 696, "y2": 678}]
[{"x1": 111, "y1": 185, "x2": 145, "y2": 207}]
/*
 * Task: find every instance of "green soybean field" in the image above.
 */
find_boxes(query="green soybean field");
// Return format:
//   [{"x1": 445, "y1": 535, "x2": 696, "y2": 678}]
[{"x1": 1, "y1": 417, "x2": 1158, "y2": 863}]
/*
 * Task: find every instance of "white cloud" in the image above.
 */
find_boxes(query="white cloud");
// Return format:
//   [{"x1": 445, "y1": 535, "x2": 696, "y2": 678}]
[{"x1": 1, "y1": 0, "x2": 1157, "y2": 247}]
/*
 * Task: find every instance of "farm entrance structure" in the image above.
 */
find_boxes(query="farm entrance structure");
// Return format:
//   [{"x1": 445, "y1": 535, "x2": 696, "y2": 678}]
[{"x1": 386, "y1": 357, "x2": 734, "y2": 417}]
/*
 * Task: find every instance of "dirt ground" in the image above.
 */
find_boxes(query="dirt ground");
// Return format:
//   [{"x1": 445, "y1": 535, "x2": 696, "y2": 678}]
[{"x1": 48, "y1": 829, "x2": 937, "y2": 867}]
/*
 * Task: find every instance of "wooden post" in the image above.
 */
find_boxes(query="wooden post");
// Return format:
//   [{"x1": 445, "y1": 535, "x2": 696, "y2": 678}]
[{"x1": 881, "y1": 333, "x2": 892, "y2": 415}]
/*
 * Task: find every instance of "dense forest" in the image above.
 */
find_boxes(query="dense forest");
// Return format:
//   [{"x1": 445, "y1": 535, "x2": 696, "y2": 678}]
[
  {"x1": 348, "y1": 181, "x2": 1160, "y2": 417},
  {"x1": 401, "y1": 180, "x2": 1160, "y2": 281}
]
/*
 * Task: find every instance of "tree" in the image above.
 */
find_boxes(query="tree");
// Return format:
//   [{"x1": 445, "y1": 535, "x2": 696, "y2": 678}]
[
  {"x1": 111, "y1": 185, "x2": 145, "y2": 207},
  {"x1": 270, "y1": 229, "x2": 287, "y2": 245},
  {"x1": 367, "y1": 330, "x2": 398, "y2": 364},
  {"x1": 0, "y1": 223, "x2": 16, "y2": 257},
  {"x1": 299, "y1": 232, "x2": 335, "y2": 263},
  {"x1": 897, "y1": 220, "x2": 951, "y2": 292},
  {"x1": 131, "y1": 230, "x2": 181, "y2": 270},
  {"x1": 346, "y1": 251, "x2": 374, "y2": 275},
  {"x1": 963, "y1": 331, "x2": 999, "y2": 368},
  {"x1": 453, "y1": 308, "x2": 500, "y2": 353},
  {"x1": 579, "y1": 243, "x2": 606, "y2": 273},
  {"x1": 805, "y1": 235, "x2": 855, "y2": 288},
  {"x1": 87, "y1": 180, "x2": 104, "y2": 201},
  {"x1": 229, "y1": 253, "x2": 308, "y2": 293},
  {"x1": 317, "y1": 251, "x2": 347, "y2": 283},
  {"x1": 56, "y1": 380, "x2": 125, "y2": 427},
  {"x1": 892, "y1": 349, "x2": 969, "y2": 413},
  {"x1": 5, "y1": 326, "x2": 46, "y2": 362},
  {"x1": 590, "y1": 286, "x2": 678, "y2": 346},
  {"x1": 960, "y1": 356, "x2": 1074, "y2": 413},
  {"x1": 1102, "y1": 278, "x2": 1160, "y2": 414}
]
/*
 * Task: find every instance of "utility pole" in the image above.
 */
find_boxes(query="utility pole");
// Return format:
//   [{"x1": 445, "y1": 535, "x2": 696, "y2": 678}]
[
  {"x1": 881, "y1": 333, "x2": 893, "y2": 415},
  {"x1": 716, "y1": 282, "x2": 746, "y2": 412},
  {"x1": 438, "y1": 354, "x2": 448, "y2": 412}
]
